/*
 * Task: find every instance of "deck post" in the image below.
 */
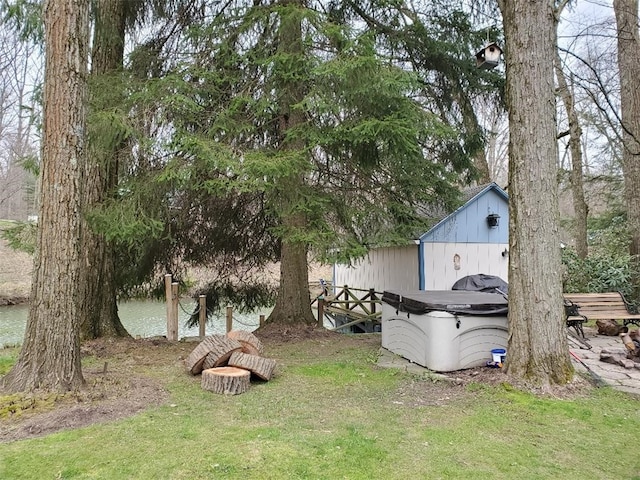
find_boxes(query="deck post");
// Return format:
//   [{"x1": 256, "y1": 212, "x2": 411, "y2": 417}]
[
  {"x1": 369, "y1": 288, "x2": 376, "y2": 314},
  {"x1": 168, "y1": 282, "x2": 179, "y2": 341},
  {"x1": 165, "y1": 274, "x2": 173, "y2": 339},
  {"x1": 198, "y1": 295, "x2": 206, "y2": 339},
  {"x1": 226, "y1": 306, "x2": 233, "y2": 333},
  {"x1": 344, "y1": 285, "x2": 349, "y2": 310},
  {"x1": 317, "y1": 297, "x2": 324, "y2": 328}
]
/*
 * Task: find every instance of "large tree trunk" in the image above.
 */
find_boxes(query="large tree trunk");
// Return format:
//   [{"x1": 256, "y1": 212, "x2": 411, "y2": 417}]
[
  {"x1": 554, "y1": 50, "x2": 588, "y2": 259},
  {"x1": 79, "y1": 0, "x2": 129, "y2": 339},
  {"x1": 268, "y1": 212, "x2": 315, "y2": 325},
  {"x1": 614, "y1": 0, "x2": 640, "y2": 301},
  {"x1": 1, "y1": 0, "x2": 89, "y2": 392},
  {"x1": 266, "y1": 0, "x2": 315, "y2": 326},
  {"x1": 498, "y1": 0, "x2": 572, "y2": 385}
]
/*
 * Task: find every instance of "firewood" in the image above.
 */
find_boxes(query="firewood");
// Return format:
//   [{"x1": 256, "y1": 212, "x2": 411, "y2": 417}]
[
  {"x1": 226, "y1": 330, "x2": 264, "y2": 356},
  {"x1": 185, "y1": 335, "x2": 242, "y2": 375},
  {"x1": 201, "y1": 367, "x2": 250, "y2": 395},
  {"x1": 596, "y1": 319, "x2": 628, "y2": 336},
  {"x1": 228, "y1": 351, "x2": 277, "y2": 381}
]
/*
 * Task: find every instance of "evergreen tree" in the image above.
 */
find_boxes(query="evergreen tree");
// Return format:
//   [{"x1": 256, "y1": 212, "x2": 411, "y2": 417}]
[
  {"x1": 80, "y1": 0, "x2": 130, "y2": 340},
  {"x1": 133, "y1": 0, "x2": 474, "y2": 325}
]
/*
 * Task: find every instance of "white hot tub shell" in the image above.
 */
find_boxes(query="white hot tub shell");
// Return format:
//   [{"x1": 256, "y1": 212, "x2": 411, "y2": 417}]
[{"x1": 381, "y1": 290, "x2": 508, "y2": 372}]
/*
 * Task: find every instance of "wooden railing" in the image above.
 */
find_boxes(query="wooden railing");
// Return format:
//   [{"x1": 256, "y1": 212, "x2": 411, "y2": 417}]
[
  {"x1": 312, "y1": 283, "x2": 383, "y2": 332},
  {"x1": 164, "y1": 276, "x2": 382, "y2": 340}
]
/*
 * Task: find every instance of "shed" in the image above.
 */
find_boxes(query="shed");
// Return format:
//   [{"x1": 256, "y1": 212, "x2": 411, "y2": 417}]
[{"x1": 333, "y1": 182, "x2": 509, "y2": 293}]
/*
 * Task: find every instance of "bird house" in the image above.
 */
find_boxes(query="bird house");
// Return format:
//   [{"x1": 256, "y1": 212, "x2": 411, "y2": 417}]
[{"x1": 475, "y1": 42, "x2": 502, "y2": 70}]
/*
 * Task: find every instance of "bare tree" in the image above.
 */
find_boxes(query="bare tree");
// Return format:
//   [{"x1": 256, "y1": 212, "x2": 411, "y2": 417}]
[
  {"x1": 555, "y1": 3, "x2": 589, "y2": 259},
  {"x1": 1, "y1": 0, "x2": 90, "y2": 392},
  {"x1": 498, "y1": 0, "x2": 572, "y2": 385},
  {"x1": 478, "y1": 99, "x2": 509, "y2": 185},
  {"x1": 0, "y1": 25, "x2": 41, "y2": 221}
]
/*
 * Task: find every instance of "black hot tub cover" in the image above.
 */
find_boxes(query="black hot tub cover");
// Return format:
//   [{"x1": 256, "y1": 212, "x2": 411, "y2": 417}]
[
  {"x1": 382, "y1": 290, "x2": 508, "y2": 316},
  {"x1": 452, "y1": 274, "x2": 508, "y2": 296}
]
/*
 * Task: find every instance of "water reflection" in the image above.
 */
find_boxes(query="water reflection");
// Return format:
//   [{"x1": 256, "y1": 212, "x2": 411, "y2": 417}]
[
  {"x1": 0, "y1": 304, "x2": 28, "y2": 348},
  {"x1": 0, "y1": 300, "x2": 266, "y2": 349}
]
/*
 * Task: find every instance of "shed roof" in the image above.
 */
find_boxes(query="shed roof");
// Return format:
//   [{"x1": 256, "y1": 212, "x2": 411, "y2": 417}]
[{"x1": 418, "y1": 182, "x2": 508, "y2": 240}]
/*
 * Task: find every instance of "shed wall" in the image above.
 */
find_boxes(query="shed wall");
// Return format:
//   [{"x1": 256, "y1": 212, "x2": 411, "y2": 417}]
[
  {"x1": 420, "y1": 189, "x2": 508, "y2": 244},
  {"x1": 333, "y1": 245, "x2": 419, "y2": 293},
  {"x1": 420, "y1": 242, "x2": 509, "y2": 290}
]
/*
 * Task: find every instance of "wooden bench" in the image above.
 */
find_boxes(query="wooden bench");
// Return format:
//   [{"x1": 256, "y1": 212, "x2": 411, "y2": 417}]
[{"x1": 563, "y1": 292, "x2": 640, "y2": 336}]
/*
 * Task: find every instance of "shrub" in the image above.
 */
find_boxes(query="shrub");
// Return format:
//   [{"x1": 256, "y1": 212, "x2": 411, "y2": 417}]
[{"x1": 562, "y1": 215, "x2": 638, "y2": 299}]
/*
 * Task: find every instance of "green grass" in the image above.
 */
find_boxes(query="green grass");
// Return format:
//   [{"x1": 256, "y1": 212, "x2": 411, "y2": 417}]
[
  {"x1": 0, "y1": 348, "x2": 17, "y2": 375},
  {"x1": 1, "y1": 337, "x2": 640, "y2": 479}
]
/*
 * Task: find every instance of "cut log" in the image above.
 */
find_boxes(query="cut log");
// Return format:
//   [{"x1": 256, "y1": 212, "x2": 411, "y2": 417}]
[
  {"x1": 201, "y1": 367, "x2": 251, "y2": 395},
  {"x1": 596, "y1": 319, "x2": 628, "y2": 336},
  {"x1": 185, "y1": 335, "x2": 242, "y2": 375},
  {"x1": 228, "y1": 351, "x2": 276, "y2": 381},
  {"x1": 226, "y1": 330, "x2": 264, "y2": 356}
]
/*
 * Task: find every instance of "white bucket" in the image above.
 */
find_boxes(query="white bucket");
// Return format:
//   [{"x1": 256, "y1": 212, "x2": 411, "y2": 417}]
[{"x1": 491, "y1": 348, "x2": 506, "y2": 363}]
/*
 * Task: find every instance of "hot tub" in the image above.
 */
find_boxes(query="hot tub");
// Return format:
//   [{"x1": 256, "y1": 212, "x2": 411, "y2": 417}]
[{"x1": 381, "y1": 290, "x2": 508, "y2": 372}]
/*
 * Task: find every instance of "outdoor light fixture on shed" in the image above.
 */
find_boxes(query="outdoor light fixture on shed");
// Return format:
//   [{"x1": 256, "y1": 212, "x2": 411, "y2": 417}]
[
  {"x1": 487, "y1": 213, "x2": 500, "y2": 228},
  {"x1": 475, "y1": 42, "x2": 502, "y2": 70}
]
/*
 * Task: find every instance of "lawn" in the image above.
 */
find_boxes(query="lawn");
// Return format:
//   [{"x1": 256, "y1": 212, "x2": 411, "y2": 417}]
[{"x1": 1, "y1": 332, "x2": 639, "y2": 480}]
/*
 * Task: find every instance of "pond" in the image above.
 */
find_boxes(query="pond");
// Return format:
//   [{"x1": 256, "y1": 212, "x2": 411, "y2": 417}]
[{"x1": 0, "y1": 300, "x2": 268, "y2": 349}]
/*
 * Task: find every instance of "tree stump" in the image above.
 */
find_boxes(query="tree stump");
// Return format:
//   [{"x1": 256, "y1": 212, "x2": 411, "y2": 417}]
[
  {"x1": 228, "y1": 351, "x2": 276, "y2": 381},
  {"x1": 226, "y1": 330, "x2": 264, "y2": 356},
  {"x1": 185, "y1": 335, "x2": 242, "y2": 375},
  {"x1": 201, "y1": 367, "x2": 251, "y2": 395}
]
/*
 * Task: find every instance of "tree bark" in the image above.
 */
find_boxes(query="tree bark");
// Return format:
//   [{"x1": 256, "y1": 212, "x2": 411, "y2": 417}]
[
  {"x1": 266, "y1": 0, "x2": 316, "y2": 326},
  {"x1": 79, "y1": 0, "x2": 129, "y2": 340},
  {"x1": 1, "y1": 0, "x2": 89, "y2": 392},
  {"x1": 554, "y1": 50, "x2": 589, "y2": 259},
  {"x1": 201, "y1": 367, "x2": 250, "y2": 395},
  {"x1": 228, "y1": 351, "x2": 276, "y2": 380},
  {"x1": 498, "y1": 0, "x2": 572, "y2": 385},
  {"x1": 185, "y1": 335, "x2": 242, "y2": 375},
  {"x1": 614, "y1": 0, "x2": 640, "y2": 300},
  {"x1": 227, "y1": 330, "x2": 265, "y2": 356}
]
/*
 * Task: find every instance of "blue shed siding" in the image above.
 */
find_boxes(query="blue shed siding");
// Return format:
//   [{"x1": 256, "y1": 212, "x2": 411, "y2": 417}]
[{"x1": 420, "y1": 188, "x2": 508, "y2": 244}]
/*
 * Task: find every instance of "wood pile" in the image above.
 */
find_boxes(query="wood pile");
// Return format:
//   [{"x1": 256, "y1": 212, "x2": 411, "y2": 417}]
[
  {"x1": 600, "y1": 330, "x2": 640, "y2": 369},
  {"x1": 596, "y1": 319, "x2": 628, "y2": 336},
  {"x1": 185, "y1": 330, "x2": 276, "y2": 395}
]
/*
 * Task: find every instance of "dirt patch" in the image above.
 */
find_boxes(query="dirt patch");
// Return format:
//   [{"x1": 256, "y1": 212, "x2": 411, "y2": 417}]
[
  {"x1": 392, "y1": 365, "x2": 592, "y2": 407},
  {"x1": 0, "y1": 338, "x2": 193, "y2": 444},
  {"x1": 0, "y1": 375, "x2": 166, "y2": 443},
  {"x1": 442, "y1": 363, "x2": 592, "y2": 399},
  {"x1": 394, "y1": 376, "x2": 470, "y2": 407}
]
